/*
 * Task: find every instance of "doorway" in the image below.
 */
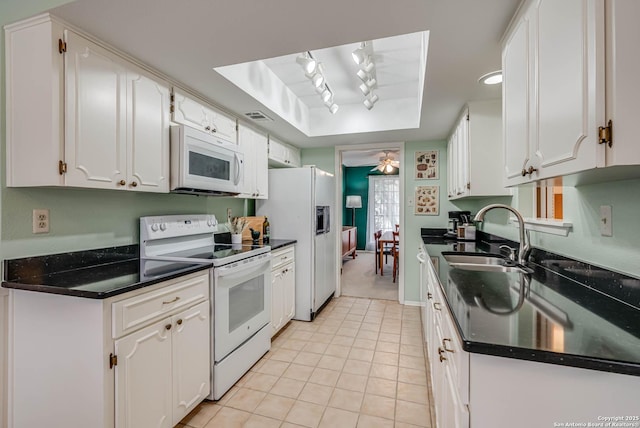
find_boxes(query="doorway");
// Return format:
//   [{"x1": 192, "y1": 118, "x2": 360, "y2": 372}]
[{"x1": 334, "y1": 142, "x2": 405, "y2": 303}]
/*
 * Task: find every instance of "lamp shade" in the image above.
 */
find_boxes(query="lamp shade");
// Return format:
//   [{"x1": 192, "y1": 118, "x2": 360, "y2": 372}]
[{"x1": 345, "y1": 195, "x2": 362, "y2": 209}]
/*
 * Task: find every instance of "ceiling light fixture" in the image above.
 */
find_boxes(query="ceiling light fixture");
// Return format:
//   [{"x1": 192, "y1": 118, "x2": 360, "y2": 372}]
[
  {"x1": 297, "y1": 51, "x2": 339, "y2": 114},
  {"x1": 478, "y1": 70, "x2": 503, "y2": 85},
  {"x1": 352, "y1": 41, "x2": 380, "y2": 110}
]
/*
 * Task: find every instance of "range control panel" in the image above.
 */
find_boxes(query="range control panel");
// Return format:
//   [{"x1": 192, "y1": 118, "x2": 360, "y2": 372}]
[{"x1": 140, "y1": 215, "x2": 219, "y2": 241}]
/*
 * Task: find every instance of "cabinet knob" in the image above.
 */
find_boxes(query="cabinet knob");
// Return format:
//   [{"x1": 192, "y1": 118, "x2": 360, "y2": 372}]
[
  {"x1": 438, "y1": 347, "x2": 447, "y2": 362},
  {"x1": 130, "y1": 181, "x2": 138, "y2": 187},
  {"x1": 165, "y1": 324, "x2": 172, "y2": 330},
  {"x1": 521, "y1": 168, "x2": 528, "y2": 177},
  {"x1": 427, "y1": 292, "x2": 432, "y2": 300},
  {"x1": 118, "y1": 180, "x2": 126, "y2": 186},
  {"x1": 212, "y1": 127, "x2": 217, "y2": 133},
  {"x1": 205, "y1": 126, "x2": 211, "y2": 131},
  {"x1": 527, "y1": 166, "x2": 538, "y2": 176},
  {"x1": 177, "y1": 319, "x2": 183, "y2": 326}
]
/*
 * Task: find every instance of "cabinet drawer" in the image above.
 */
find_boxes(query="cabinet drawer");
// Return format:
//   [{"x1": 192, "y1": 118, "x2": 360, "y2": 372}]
[
  {"x1": 112, "y1": 271, "x2": 209, "y2": 338},
  {"x1": 272, "y1": 246, "x2": 295, "y2": 270}
]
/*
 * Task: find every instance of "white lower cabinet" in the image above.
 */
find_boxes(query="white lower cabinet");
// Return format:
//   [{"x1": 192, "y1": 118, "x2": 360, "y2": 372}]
[
  {"x1": 271, "y1": 246, "x2": 295, "y2": 336},
  {"x1": 115, "y1": 301, "x2": 210, "y2": 428},
  {"x1": 0, "y1": 289, "x2": 8, "y2": 428},
  {"x1": 9, "y1": 271, "x2": 210, "y2": 428}
]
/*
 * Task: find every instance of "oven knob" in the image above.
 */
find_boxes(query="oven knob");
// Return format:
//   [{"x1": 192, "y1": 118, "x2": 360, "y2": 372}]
[
  {"x1": 151, "y1": 223, "x2": 159, "y2": 232},
  {"x1": 160, "y1": 223, "x2": 167, "y2": 231}
]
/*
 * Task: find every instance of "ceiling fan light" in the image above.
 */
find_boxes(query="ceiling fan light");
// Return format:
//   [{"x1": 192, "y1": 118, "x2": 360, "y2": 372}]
[{"x1": 385, "y1": 164, "x2": 394, "y2": 173}]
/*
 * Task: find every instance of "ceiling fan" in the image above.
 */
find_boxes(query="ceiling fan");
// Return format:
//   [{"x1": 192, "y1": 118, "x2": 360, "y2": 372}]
[{"x1": 371, "y1": 151, "x2": 400, "y2": 173}]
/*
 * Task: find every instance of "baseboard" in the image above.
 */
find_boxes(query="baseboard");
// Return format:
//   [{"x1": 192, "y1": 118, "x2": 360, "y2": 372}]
[{"x1": 402, "y1": 300, "x2": 424, "y2": 307}]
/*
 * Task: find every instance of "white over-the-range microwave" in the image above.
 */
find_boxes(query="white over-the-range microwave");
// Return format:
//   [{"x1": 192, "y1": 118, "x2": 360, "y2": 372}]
[{"x1": 170, "y1": 125, "x2": 244, "y2": 196}]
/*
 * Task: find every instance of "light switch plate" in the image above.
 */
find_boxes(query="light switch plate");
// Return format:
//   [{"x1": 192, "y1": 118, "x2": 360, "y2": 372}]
[{"x1": 599, "y1": 205, "x2": 612, "y2": 237}]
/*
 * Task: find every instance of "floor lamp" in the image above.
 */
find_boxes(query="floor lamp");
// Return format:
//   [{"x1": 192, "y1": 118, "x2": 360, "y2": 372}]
[{"x1": 345, "y1": 195, "x2": 362, "y2": 227}]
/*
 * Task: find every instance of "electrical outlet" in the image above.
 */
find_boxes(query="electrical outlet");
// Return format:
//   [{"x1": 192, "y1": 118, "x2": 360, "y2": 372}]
[
  {"x1": 599, "y1": 205, "x2": 612, "y2": 237},
  {"x1": 33, "y1": 209, "x2": 50, "y2": 234}
]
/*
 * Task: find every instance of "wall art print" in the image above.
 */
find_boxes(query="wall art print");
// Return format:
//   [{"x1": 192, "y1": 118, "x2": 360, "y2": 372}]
[
  {"x1": 415, "y1": 150, "x2": 438, "y2": 179},
  {"x1": 415, "y1": 185, "x2": 439, "y2": 215}
]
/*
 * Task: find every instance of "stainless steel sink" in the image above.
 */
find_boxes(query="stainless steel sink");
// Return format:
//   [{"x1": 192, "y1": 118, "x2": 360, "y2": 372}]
[{"x1": 441, "y1": 252, "x2": 534, "y2": 274}]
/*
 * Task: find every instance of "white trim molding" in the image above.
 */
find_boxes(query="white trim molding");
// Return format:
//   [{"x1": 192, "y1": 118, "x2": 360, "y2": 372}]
[{"x1": 510, "y1": 217, "x2": 573, "y2": 236}]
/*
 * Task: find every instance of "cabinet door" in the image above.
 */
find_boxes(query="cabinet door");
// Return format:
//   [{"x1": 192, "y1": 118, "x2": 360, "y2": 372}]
[
  {"x1": 115, "y1": 318, "x2": 173, "y2": 428},
  {"x1": 503, "y1": 8, "x2": 532, "y2": 185},
  {"x1": 172, "y1": 301, "x2": 211, "y2": 425},
  {"x1": 456, "y1": 113, "x2": 469, "y2": 197},
  {"x1": 282, "y1": 263, "x2": 296, "y2": 324},
  {"x1": 443, "y1": 363, "x2": 469, "y2": 428},
  {"x1": 271, "y1": 269, "x2": 284, "y2": 337},
  {"x1": 254, "y1": 131, "x2": 269, "y2": 198},
  {"x1": 210, "y1": 111, "x2": 237, "y2": 144},
  {"x1": 268, "y1": 137, "x2": 288, "y2": 165},
  {"x1": 172, "y1": 90, "x2": 210, "y2": 132},
  {"x1": 534, "y1": 0, "x2": 604, "y2": 177},
  {"x1": 127, "y1": 68, "x2": 170, "y2": 192},
  {"x1": 0, "y1": 289, "x2": 8, "y2": 428},
  {"x1": 238, "y1": 126, "x2": 257, "y2": 197},
  {"x1": 287, "y1": 145, "x2": 301, "y2": 167},
  {"x1": 64, "y1": 30, "x2": 127, "y2": 189}
]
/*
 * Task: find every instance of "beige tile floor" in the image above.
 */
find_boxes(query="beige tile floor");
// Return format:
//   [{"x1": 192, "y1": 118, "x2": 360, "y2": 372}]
[{"x1": 178, "y1": 296, "x2": 434, "y2": 428}]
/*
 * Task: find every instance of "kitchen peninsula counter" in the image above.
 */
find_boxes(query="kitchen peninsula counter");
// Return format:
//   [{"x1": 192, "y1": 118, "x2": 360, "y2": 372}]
[{"x1": 421, "y1": 231, "x2": 640, "y2": 377}]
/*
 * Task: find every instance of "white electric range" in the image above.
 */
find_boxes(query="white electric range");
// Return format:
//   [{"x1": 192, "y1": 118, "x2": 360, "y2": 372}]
[{"x1": 140, "y1": 214, "x2": 272, "y2": 400}]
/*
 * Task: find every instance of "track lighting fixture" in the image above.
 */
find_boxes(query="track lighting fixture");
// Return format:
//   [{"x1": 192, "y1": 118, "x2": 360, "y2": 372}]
[
  {"x1": 352, "y1": 41, "x2": 380, "y2": 110},
  {"x1": 297, "y1": 51, "x2": 339, "y2": 114}
]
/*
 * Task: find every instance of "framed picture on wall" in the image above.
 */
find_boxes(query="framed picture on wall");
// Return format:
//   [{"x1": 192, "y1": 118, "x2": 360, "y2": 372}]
[
  {"x1": 415, "y1": 185, "x2": 439, "y2": 215},
  {"x1": 415, "y1": 150, "x2": 438, "y2": 179}
]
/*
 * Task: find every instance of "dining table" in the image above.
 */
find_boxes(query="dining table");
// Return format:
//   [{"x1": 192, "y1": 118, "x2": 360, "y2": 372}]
[{"x1": 378, "y1": 230, "x2": 397, "y2": 276}]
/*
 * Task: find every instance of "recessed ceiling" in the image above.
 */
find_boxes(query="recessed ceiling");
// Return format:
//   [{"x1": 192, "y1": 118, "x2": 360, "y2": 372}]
[
  {"x1": 45, "y1": 0, "x2": 520, "y2": 148},
  {"x1": 215, "y1": 31, "x2": 428, "y2": 137}
]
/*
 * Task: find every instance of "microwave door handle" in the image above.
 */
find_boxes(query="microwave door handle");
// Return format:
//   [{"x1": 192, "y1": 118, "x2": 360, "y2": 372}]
[{"x1": 234, "y1": 154, "x2": 241, "y2": 186}]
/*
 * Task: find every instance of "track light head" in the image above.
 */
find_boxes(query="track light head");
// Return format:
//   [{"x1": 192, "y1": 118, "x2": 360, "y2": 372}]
[
  {"x1": 321, "y1": 88, "x2": 333, "y2": 103},
  {"x1": 329, "y1": 104, "x2": 339, "y2": 114},
  {"x1": 359, "y1": 83, "x2": 370, "y2": 96},
  {"x1": 311, "y1": 72, "x2": 324, "y2": 88},
  {"x1": 352, "y1": 42, "x2": 367, "y2": 65},
  {"x1": 296, "y1": 52, "x2": 317, "y2": 74},
  {"x1": 363, "y1": 94, "x2": 379, "y2": 110}
]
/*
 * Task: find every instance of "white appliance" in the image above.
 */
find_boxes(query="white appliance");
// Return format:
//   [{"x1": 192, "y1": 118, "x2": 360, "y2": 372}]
[
  {"x1": 170, "y1": 125, "x2": 244, "y2": 196},
  {"x1": 139, "y1": 214, "x2": 271, "y2": 400},
  {"x1": 257, "y1": 166, "x2": 336, "y2": 321}
]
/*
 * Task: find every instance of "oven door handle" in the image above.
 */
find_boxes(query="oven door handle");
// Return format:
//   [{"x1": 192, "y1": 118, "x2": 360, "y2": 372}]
[{"x1": 216, "y1": 255, "x2": 272, "y2": 281}]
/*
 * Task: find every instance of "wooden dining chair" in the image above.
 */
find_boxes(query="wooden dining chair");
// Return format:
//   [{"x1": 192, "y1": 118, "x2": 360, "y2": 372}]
[
  {"x1": 392, "y1": 231, "x2": 400, "y2": 282},
  {"x1": 374, "y1": 230, "x2": 393, "y2": 274},
  {"x1": 395, "y1": 224, "x2": 400, "y2": 232}
]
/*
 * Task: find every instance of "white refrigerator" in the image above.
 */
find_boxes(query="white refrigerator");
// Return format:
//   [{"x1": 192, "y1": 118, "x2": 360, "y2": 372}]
[{"x1": 257, "y1": 166, "x2": 336, "y2": 321}]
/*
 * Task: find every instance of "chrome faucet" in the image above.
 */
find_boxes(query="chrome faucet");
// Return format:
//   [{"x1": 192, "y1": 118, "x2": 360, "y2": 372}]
[{"x1": 474, "y1": 204, "x2": 531, "y2": 265}]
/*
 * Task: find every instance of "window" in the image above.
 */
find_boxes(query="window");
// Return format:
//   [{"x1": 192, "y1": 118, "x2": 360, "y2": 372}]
[
  {"x1": 365, "y1": 176, "x2": 400, "y2": 250},
  {"x1": 536, "y1": 178, "x2": 563, "y2": 220}
]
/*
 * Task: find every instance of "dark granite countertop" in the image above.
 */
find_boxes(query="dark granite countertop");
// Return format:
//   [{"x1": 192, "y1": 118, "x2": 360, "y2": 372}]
[
  {"x1": 2, "y1": 245, "x2": 212, "y2": 299},
  {"x1": 268, "y1": 239, "x2": 297, "y2": 251},
  {"x1": 420, "y1": 229, "x2": 640, "y2": 376}
]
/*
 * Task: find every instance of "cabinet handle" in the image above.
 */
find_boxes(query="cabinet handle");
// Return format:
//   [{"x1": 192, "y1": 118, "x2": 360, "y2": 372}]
[
  {"x1": 427, "y1": 292, "x2": 433, "y2": 300},
  {"x1": 433, "y1": 302, "x2": 442, "y2": 311},
  {"x1": 130, "y1": 181, "x2": 138, "y2": 187},
  {"x1": 118, "y1": 180, "x2": 126, "y2": 186},
  {"x1": 177, "y1": 319, "x2": 183, "y2": 326},
  {"x1": 212, "y1": 127, "x2": 217, "y2": 133},
  {"x1": 527, "y1": 166, "x2": 538, "y2": 176},
  {"x1": 521, "y1": 168, "x2": 528, "y2": 177},
  {"x1": 443, "y1": 338, "x2": 455, "y2": 353},
  {"x1": 162, "y1": 297, "x2": 180, "y2": 305},
  {"x1": 205, "y1": 126, "x2": 211, "y2": 131},
  {"x1": 438, "y1": 347, "x2": 447, "y2": 362},
  {"x1": 165, "y1": 324, "x2": 172, "y2": 330}
]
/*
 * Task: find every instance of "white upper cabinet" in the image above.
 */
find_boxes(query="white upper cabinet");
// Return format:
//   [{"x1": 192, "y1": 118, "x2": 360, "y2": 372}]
[
  {"x1": 503, "y1": 0, "x2": 640, "y2": 186},
  {"x1": 268, "y1": 136, "x2": 301, "y2": 168},
  {"x1": 172, "y1": 89, "x2": 237, "y2": 144},
  {"x1": 5, "y1": 15, "x2": 170, "y2": 192},
  {"x1": 448, "y1": 100, "x2": 509, "y2": 199},
  {"x1": 238, "y1": 124, "x2": 269, "y2": 199}
]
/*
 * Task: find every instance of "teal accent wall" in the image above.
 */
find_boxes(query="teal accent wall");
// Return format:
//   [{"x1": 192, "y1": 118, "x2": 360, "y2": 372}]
[
  {"x1": 0, "y1": 1, "x2": 247, "y2": 260},
  {"x1": 343, "y1": 167, "x2": 370, "y2": 250}
]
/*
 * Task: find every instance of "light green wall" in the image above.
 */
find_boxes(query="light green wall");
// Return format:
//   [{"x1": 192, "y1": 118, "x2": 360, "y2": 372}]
[
  {"x1": 403, "y1": 141, "x2": 458, "y2": 302},
  {"x1": 476, "y1": 179, "x2": 640, "y2": 277},
  {"x1": 0, "y1": 1, "x2": 246, "y2": 260},
  {"x1": 301, "y1": 147, "x2": 335, "y2": 174}
]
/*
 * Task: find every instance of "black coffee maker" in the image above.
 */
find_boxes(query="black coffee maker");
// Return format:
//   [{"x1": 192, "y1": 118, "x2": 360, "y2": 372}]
[{"x1": 446, "y1": 210, "x2": 471, "y2": 238}]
